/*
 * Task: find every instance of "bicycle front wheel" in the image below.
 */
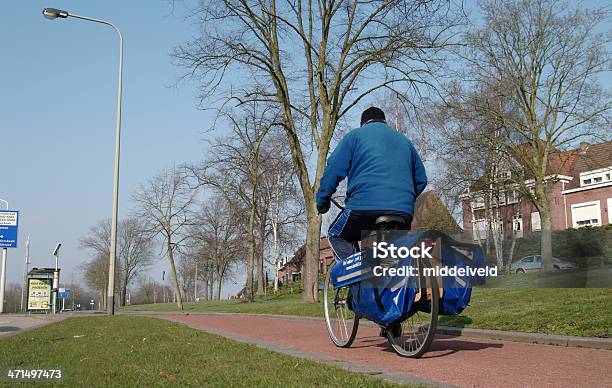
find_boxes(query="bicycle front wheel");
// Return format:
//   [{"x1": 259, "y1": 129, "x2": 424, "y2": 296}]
[{"x1": 323, "y1": 262, "x2": 359, "y2": 347}]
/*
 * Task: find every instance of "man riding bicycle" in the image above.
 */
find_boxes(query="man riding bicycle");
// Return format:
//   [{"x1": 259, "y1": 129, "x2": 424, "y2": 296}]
[{"x1": 316, "y1": 106, "x2": 427, "y2": 260}]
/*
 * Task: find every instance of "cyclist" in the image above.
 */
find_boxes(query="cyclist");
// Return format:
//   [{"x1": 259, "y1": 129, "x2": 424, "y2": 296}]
[{"x1": 316, "y1": 106, "x2": 427, "y2": 260}]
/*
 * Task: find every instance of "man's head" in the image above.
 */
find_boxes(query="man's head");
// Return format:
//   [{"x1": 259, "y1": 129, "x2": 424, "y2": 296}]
[{"x1": 360, "y1": 107, "x2": 386, "y2": 127}]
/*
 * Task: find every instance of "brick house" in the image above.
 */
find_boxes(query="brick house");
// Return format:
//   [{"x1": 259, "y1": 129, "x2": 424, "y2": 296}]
[
  {"x1": 276, "y1": 238, "x2": 335, "y2": 286},
  {"x1": 462, "y1": 141, "x2": 612, "y2": 240}
]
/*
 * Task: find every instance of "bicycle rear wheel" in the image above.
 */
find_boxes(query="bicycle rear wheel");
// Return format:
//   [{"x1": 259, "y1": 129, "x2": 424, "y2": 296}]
[
  {"x1": 323, "y1": 262, "x2": 359, "y2": 347},
  {"x1": 386, "y1": 261, "x2": 439, "y2": 358}
]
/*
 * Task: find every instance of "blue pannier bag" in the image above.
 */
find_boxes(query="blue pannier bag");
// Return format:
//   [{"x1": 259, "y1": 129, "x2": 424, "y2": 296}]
[
  {"x1": 435, "y1": 235, "x2": 485, "y2": 315},
  {"x1": 347, "y1": 255, "x2": 417, "y2": 326},
  {"x1": 330, "y1": 230, "x2": 486, "y2": 324}
]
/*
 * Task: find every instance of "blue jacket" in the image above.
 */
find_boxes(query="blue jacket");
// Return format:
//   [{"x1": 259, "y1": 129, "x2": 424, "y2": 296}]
[{"x1": 316, "y1": 121, "x2": 427, "y2": 215}]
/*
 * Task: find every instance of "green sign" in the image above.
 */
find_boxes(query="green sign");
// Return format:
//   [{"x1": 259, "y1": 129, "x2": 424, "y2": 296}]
[{"x1": 27, "y1": 279, "x2": 52, "y2": 310}]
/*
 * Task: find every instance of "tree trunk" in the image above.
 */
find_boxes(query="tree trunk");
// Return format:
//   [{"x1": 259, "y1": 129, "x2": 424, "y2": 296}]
[
  {"x1": 256, "y1": 216, "x2": 266, "y2": 295},
  {"x1": 246, "y1": 190, "x2": 257, "y2": 301},
  {"x1": 272, "y1": 218, "x2": 280, "y2": 292},
  {"x1": 202, "y1": 276, "x2": 208, "y2": 301},
  {"x1": 209, "y1": 274, "x2": 214, "y2": 301},
  {"x1": 167, "y1": 245, "x2": 184, "y2": 310},
  {"x1": 534, "y1": 179, "x2": 554, "y2": 272},
  {"x1": 303, "y1": 199, "x2": 321, "y2": 302},
  {"x1": 121, "y1": 269, "x2": 129, "y2": 307},
  {"x1": 507, "y1": 233, "x2": 518, "y2": 274},
  {"x1": 216, "y1": 271, "x2": 222, "y2": 300},
  {"x1": 539, "y1": 204, "x2": 554, "y2": 272}
]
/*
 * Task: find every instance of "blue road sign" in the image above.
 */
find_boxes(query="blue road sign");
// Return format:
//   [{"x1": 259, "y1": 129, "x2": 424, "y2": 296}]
[
  {"x1": 58, "y1": 289, "x2": 72, "y2": 299},
  {"x1": 0, "y1": 210, "x2": 18, "y2": 248}
]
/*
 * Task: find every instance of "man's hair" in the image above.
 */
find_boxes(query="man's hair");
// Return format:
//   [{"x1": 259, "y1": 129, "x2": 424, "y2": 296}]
[{"x1": 360, "y1": 107, "x2": 386, "y2": 126}]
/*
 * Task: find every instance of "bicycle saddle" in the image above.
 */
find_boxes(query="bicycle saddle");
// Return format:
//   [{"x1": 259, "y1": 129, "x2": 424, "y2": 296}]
[{"x1": 374, "y1": 215, "x2": 407, "y2": 229}]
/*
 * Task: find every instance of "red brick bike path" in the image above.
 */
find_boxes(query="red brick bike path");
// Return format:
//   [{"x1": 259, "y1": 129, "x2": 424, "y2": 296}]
[{"x1": 159, "y1": 313, "x2": 612, "y2": 387}]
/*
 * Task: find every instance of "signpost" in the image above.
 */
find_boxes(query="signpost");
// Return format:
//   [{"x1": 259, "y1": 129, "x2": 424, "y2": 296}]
[
  {"x1": 0, "y1": 210, "x2": 18, "y2": 314},
  {"x1": 58, "y1": 288, "x2": 72, "y2": 311},
  {"x1": 0, "y1": 210, "x2": 19, "y2": 248}
]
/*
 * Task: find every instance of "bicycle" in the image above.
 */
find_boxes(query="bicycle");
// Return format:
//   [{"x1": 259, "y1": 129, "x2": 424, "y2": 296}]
[{"x1": 323, "y1": 199, "x2": 440, "y2": 358}]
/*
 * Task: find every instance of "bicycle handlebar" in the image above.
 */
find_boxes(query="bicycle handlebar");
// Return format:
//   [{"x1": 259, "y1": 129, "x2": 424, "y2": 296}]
[{"x1": 330, "y1": 198, "x2": 344, "y2": 210}]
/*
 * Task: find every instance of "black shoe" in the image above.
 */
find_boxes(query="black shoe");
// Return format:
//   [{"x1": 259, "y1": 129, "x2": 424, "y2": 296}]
[{"x1": 388, "y1": 322, "x2": 402, "y2": 337}]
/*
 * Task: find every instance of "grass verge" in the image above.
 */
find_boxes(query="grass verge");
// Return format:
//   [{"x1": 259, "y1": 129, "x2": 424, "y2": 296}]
[
  {"x1": 0, "y1": 316, "x2": 401, "y2": 387},
  {"x1": 123, "y1": 288, "x2": 612, "y2": 337}
]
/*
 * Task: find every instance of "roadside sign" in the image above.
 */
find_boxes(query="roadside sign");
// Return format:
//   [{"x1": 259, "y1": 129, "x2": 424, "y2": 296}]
[
  {"x1": 0, "y1": 210, "x2": 18, "y2": 248},
  {"x1": 27, "y1": 278, "x2": 52, "y2": 310},
  {"x1": 58, "y1": 289, "x2": 71, "y2": 299}
]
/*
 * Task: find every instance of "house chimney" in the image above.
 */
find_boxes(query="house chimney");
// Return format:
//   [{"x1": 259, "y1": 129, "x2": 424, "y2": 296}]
[{"x1": 579, "y1": 142, "x2": 590, "y2": 153}]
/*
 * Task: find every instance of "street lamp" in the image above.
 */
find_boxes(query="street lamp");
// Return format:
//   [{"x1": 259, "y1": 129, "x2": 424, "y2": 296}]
[
  {"x1": 43, "y1": 8, "x2": 123, "y2": 315},
  {"x1": 52, "y1": 243, "x2": 61, "y2": 314}
]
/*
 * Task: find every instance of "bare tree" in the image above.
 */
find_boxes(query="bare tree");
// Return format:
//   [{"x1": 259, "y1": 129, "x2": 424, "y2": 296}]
[
  {"x1": 461, "y1": 0, "x2": 611, "y2": 270},
  {"x1": 188, "y1": 103, "x2": 277, "y2": 301},
  {"x1": 79, "y1": 253, "x2": 110, "y2": 308},
  {"x1": 256, "y1": 133, "x2": 305, "y2": 292},
  {"x1": 175, "y1": 0, "x2": 463, "y2": 301},
  {"x1": 190, "y1": 195, "x2": 243, "y2": 300},
  {"x1": 132, "y1": 167, "x2": 197, "y2": 310},
  {"x1": 80, "y1": 218, "x2": 154, "y2": 307},
  {"x1": 117, "y1": 218, "x2": 154, "y2": 306}
]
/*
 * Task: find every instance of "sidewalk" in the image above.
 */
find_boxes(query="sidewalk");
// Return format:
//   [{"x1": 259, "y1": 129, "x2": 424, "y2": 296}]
[
  {"x1": 0, "y1": 314, "x2": 66, "y2": 337},
  {"x1": 155, "y1": 313, "x2": 612, "y2": 387}
]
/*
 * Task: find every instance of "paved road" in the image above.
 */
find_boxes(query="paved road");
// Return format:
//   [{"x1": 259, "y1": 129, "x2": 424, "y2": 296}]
[
  {"x1": 0, "y1": 314, "x2": 65, "y2": 337},
  {"x1": 161, "y1": 313, "x2": 612, "y2": 387}
]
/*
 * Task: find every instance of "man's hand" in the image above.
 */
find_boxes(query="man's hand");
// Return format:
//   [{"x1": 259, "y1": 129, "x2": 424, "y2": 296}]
[{"x1": 317, "y1": 202, "x2": 330, "y2": 214}]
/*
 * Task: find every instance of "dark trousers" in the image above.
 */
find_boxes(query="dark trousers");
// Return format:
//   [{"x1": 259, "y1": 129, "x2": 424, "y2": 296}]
[{"x1": 327, "y1": 209, "x2": 413, "y2": 259}]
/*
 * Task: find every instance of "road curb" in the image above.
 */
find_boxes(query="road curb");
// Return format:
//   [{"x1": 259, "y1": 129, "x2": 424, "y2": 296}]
[
  {"x1": 124, "y1": 310, "x2": 612, "y2": 350},
  {"x1": 435, "y1": 326, "x2": 612, "y2": 350}
]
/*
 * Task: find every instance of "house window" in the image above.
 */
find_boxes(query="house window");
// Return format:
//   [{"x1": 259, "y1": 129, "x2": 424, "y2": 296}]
[
  {"x1": 507, "y1": 190, "x2": 518, "y2": 204},
  {"x1": 571, "y1": 200, "x2": 601, "y2": 228},
  {"x1": 531, "y1": 212, "x2": 541, "y2": 231},
  {"x1": 473, "y1": 219, "x2": 487, "y2": 241},
  {"x1": 471, "y1": 196, "x2": 485, "y2": 209},
  {"x1": 513, "y1": 215, "x2": 522, "y2": 231},
  {"x1": 580, "y1": 168, "x2": 612, "y2": 187}
]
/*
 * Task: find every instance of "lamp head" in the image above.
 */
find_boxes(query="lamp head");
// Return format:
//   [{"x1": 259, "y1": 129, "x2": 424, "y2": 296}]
[
  {"x1": 53, "y1": 243, "x2": 62, "y2": 257},
  {"x1": 42, "y1": 8, "x2": 69, "y2": 20}
]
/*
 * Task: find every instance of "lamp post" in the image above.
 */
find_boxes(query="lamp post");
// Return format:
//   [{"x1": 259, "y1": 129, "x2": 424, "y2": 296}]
[
  {"x1": 52, "y1": 243, "x2": 61, "y2": 314},
  {"x1": 20, "y1": 236, "x2": 30, "y2": 312},
  {"x1": 0, "y1": 198, "x2": 8, "y2": 314},
  {"x1": 43, "y1": 8, "x2": 123, "y2": 315}
]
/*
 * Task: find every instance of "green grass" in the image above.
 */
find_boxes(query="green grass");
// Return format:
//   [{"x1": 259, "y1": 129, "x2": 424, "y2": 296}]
[
  {"x1": 438, "y1": 288, "x2": 612, "y2": 337},
  {"x1": 482, "y1": 268, "x2": 612, "y2": 288},
  {"x1": 123, "y1": 288, "x2": 612, "y2": 338},
  {"x1": 125, "y1": 292, "x2": 323, "y2": 317},
  {"x1": 0, "y1": 316, "x2": 401, "y2": 387}
]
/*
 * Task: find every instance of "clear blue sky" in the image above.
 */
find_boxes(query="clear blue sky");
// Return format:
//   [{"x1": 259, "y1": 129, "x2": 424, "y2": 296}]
[
  {"x1": 1, "y1": 1, "x2": 609, "y2": 300},
  {"x1": 1, "y1": 1, "x2": 217, "y2": 294}
]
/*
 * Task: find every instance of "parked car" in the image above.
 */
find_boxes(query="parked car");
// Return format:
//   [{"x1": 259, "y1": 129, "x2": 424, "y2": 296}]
[{"x1": 511, "y1": 255, "x2": 577, "y2": 273}]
